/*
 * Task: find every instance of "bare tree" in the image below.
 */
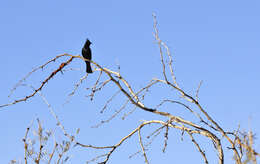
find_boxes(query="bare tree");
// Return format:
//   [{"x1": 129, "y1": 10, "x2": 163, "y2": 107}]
[{"x1": 2, "y1": 14, "x2": 259, "y2": 164}]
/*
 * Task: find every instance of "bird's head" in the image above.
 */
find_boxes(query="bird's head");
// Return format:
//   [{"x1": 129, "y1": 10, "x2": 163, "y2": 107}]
[{"x1": 86, "y1": 39, "x2": 92, "y2": 46}]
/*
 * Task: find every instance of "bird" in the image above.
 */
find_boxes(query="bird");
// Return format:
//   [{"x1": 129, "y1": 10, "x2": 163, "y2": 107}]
[{"x1": 82, "y1": 39, "x2": 93, "y2": 73}]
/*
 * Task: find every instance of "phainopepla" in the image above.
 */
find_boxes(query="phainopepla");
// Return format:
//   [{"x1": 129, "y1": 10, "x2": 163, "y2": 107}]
[{"x1": 82, "y1": 39, "x2": 93, "y2": 73}]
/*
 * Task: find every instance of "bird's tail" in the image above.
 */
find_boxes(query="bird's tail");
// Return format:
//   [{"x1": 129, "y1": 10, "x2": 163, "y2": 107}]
[{"x1": 86, "y1": 62, "x2": 93, "y2": 73}]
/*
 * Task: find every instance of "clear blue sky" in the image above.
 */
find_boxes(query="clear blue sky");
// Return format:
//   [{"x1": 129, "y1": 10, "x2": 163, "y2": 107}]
[{"x1": 0, "y1": 1, "x2": 260, "y2": 163}]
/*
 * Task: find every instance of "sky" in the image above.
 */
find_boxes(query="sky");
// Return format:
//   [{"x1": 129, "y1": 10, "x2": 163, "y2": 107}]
[{"x1": 0, "y1": 0, "x2": 260, "y2": 163}]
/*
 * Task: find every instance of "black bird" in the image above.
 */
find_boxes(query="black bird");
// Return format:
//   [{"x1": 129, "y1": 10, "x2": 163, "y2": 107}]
[{"x1": 82, "y1": 39, "x2": 93, "y2": 73}]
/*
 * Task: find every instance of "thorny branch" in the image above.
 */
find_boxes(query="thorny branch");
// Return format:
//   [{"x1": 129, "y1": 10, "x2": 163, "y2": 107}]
[{"x1": 1, "y1": 55, "x2": 74, "y2": 108}]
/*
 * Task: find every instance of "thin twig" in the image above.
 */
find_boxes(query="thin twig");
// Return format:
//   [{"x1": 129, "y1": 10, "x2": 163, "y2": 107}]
[
  {"x1": 35, "y1": 119, "x2": 44, "y2": 164},
  {"x1": 92, "y1": 99, "x2": 129, "y2": 128},
  {"x1": 23, "y1": 120, "x2": 34, "y2": 164},
  {"x1": 138, "y1": 128, "x2": 149, "y2": 164},
  {"x1": 100, "y1": 90, "x2": 121, "y2": 113},
  {"x1": 196, "y1": 80, "x2": 203, "y2": 102},
  {"x1": 64, "y1": 74, "x2": 88, "y2": 105},
  {"x1": 48, "y1": 137, "x2": 58, "y2": 164},
  {"x1": 90, "y1": 70, "x2": 103, "y2": 100},
  {"x1": 162, "y1": 124, "x2": 169, "y2": 153},
  {"x1": 187, "y1": 131, "x2": 208, "y2": 164}
]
